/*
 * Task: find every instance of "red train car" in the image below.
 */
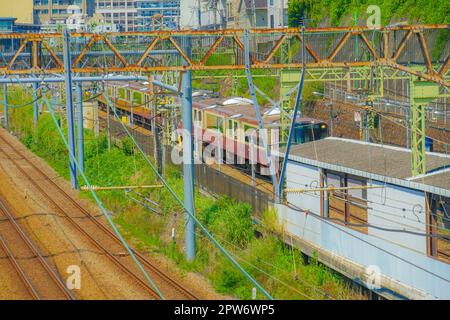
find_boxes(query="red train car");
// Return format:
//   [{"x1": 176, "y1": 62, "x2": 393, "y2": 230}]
[{"x1": 97, "y1": 81, "x2": 328, "y2": 175}]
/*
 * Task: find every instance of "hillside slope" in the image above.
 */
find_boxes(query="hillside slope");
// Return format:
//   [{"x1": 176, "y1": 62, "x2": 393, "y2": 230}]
[{"x1": 288, "y1": 0, "x2": 450, "y2": 27}]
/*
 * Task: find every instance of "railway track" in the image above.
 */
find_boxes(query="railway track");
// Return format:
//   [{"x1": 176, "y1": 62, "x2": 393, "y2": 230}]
[
  {"x1": 0, "y1": 132, "x2": 198, "y2": 300},
  {"x1": 0, "y1": 197, "x2": 75, "y2": 300}
]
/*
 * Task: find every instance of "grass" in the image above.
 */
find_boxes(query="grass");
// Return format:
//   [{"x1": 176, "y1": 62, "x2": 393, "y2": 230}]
[{"x1": 2, "y1": 85, "x2": 364, "y2": 300}]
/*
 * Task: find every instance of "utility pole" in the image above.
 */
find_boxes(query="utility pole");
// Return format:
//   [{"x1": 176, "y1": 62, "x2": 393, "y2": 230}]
[
  {"x1": 181, "y1": 37, "x2": 195, "y2": 261},
  {"x1": 364, "y1": 109, "x2": 370, "y2": 142},
  {"x1": 62, "y1": 28, "x2": 78, "y2": 189},
  {"x1": 327, "y1": 101, "x2": 333, "y2": 136}
]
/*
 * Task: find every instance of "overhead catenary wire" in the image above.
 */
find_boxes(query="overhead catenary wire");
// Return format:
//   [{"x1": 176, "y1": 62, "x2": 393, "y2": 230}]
[
  {"x1": 41, "y1": 94, "x2": 166, "y2": 300},
  {"x1": 102, "y1": 91, "x2": 274, "y2": 300}
]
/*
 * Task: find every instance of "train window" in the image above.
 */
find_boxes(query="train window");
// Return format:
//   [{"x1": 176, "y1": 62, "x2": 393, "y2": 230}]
[
  {"x1": 193, "y1": 110, "x2": 202, "y2": 123},
  {"x1": 194, "y1": 110, "x2": 202, "y2": 123},
  {"x1": 325, "y1": 171, "x2": 368, "y2": 234},
  {"x1": 428, "y1": 194, "x2": 450, "y2": 264},
  {"x1": 118, "y1": 88, "x2": 126, "y2": 99},
  {"x1": 227, "y1": 120, "x2": 233, "y2": 136},
  {"x1": 133, "y1": 92, "x2": 142, "y2": 105},
  {"x1": 206, "y1": 114, "x2": 223, "y2": 132},
  {"x1": 294, "y1": 123, "x2": 328, "y2": 144},
  {"x1": 244, "y1": 124, "x2": 256, "y2": 143},
  {"x1": 233, "y1": 121, "x2": 239, "y2": 140}
]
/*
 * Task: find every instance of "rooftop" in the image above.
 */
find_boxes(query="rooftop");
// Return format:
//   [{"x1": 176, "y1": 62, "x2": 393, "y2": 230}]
[
  {"x1": 287, "y1": 137, "x2": 450, "y2": 193},
  {"x1": 0, "y1": 17, "x2": 17, "y2": 22}
]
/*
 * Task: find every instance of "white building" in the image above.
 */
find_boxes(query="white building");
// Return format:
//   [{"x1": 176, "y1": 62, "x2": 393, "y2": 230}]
[
  {"x1": 180, "y1": 0, "x2": 287, "y2": 29},
  {"x1": 238, "y1": 0, "x2": 288, "y2": 28},
  {"x1": 276, "y1": 137, "x2": 450, "y2": 299},
  {"x1": 95, "y1": 0, "x2": 138, "y2": 31}
]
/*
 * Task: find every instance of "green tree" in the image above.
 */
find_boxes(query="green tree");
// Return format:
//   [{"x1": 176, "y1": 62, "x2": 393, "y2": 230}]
[{"x1": 288, "y1": 0, "x2": 309, "y2": 27}]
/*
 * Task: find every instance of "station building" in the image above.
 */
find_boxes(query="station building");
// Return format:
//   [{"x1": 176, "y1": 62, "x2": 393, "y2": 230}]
[{"x1": 276, "y1": 137, "x2": 450, "y2": 299}]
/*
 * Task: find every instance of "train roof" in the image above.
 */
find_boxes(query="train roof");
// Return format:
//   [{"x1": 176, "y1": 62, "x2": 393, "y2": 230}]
[
  {"x1": 106, "y1": 80, "x2": 157, "y2": 93},
  {"x1": 193, "y1": 97, "x2": 325, "y2": 127},
  {"x1": 103, "y1": 81, "x2": 326, "y2": 127}
]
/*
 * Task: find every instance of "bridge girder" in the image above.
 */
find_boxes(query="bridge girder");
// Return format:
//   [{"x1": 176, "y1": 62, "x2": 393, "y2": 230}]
[{"x1": 0, "y1": 24, "x2": 448, "y2": 87}]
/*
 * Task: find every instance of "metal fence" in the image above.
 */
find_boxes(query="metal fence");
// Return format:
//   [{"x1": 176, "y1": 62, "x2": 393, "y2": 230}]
[{"x1": 194, "y1": 163, "x2": 273, "y2": 214}]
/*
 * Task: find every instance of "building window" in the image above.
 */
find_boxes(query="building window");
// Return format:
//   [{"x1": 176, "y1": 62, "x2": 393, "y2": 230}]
[
  {"x1": 324, "y1": 171, "x2": 368, "y2": 233},
  {"x1": 428, "y1": 194, "x2": 450, "y2": 263}
]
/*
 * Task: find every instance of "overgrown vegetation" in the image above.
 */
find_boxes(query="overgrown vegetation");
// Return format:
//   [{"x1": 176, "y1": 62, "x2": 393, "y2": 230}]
[
  {"x1": 288, "y1": 0, "x2": 450, "y2": 27},
  {"x1": 2, "y1": 86, "x2": 364, "y2": 300}
]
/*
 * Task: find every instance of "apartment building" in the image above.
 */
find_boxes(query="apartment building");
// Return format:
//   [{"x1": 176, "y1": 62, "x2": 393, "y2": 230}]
[
  {"x1": 95, "y1": 0, "x2": 137, "y2": 31},
  {"x1": 135, "y1": 1, "x2": 180, "y2": 31},
  {"x1": 0, "y1": 0, "x2": 34, "y2": 24},
  {"x1": 33, "y1": 0, "x2": 95, "y2": 25},
  {"x1": 95, "y1": 1, "x2": 180, "y2": 32}
]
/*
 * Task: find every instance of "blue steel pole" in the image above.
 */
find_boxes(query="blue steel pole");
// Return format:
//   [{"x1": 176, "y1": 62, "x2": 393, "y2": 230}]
[
  {"x1": 62, "y1": 28, "x2": 78, "y2": 189},
  {"x1": 181, "y1": 36, "x2": 195, "y2": 261},
  {"x1": 76, "y1": 81, "x2": 85, "y2": 173},
  {"x1": 3, "y1": 83, "x2": 8, "y2": 130},
  {"x1": 33, "y1": 82, "x2": 39, "y2": 128}
]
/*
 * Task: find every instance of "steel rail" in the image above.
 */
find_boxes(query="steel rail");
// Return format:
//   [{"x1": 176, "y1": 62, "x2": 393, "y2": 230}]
[
  {"x1": 0, "y1": 135, "x2": 163, "y2": 300},
  {"x1": 0, "y1": 197, "x2": 75, "y2": 300},
  {"x1": 0, "y1": 133, "x2": 197, "y2": 300},
  {"x1": 0, "y1": 236, "x2": 40, "y2": 299}
]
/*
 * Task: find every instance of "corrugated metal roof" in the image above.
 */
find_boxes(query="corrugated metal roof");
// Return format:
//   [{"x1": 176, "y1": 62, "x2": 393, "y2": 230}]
[
  {"x1": 194, "y1": 97, "x2": 324, "y2": 126},
  {"x1": 287, "y1": 137, "x2": 450, "y2": 192}
]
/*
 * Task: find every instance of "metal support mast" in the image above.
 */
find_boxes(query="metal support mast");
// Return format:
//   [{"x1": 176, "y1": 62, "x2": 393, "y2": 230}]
[
  {"x1": 244, "y1": 29, "x2": 280, "y2": 202},
  {"x1": 181, "y1": 37, "x2": 195, "y2": 261},
  {"x1": 3, "y1": 83, "x2": 8, "y2": 130},
  {"x1": 409, "y1": 78, "x2": 440, "y2": 176},
  {"x1": 411, "y1": 101, "x2": 426, "y2": 175},
  {"x1": 76, "y1": 81, "x2": 85, "y2": 173},
  {"x1": 62, "y1": 29, "x2": 78, "y2": 189},
  {"x1": 33, "y1": 82, "x2": 39, "y2": 128}
]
